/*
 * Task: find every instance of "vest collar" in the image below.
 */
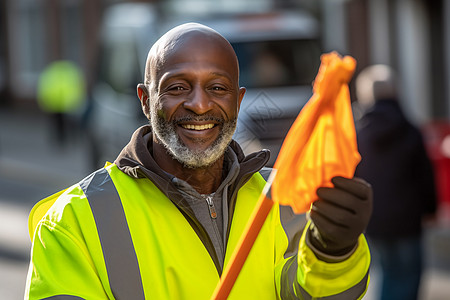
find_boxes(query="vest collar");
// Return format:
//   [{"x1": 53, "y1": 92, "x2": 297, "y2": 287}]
[{"x1": 114, "y1": 125, "x2": 270, "y2": 197}]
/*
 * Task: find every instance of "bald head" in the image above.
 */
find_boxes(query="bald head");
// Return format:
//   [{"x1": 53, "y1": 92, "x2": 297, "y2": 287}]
[
  {"x1": 136, "y1": 23, "x2": 246, "y2": 171},
  {"x1": 356, "y1": 64, "x2": 398, "y2": 109},
  {"x1": 144, "y1": 23, "x2": 240, "y2": 90}
]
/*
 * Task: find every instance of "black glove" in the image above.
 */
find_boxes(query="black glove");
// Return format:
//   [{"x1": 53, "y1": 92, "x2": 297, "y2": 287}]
[{"x1": 308, "y1": 176, "x2": 373, "y2": 257}]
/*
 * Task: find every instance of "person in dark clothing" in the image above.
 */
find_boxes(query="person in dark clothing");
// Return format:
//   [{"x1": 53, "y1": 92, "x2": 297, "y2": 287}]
[{"x1": 354, "y1": 64, "x2": 437, "y2": 300}]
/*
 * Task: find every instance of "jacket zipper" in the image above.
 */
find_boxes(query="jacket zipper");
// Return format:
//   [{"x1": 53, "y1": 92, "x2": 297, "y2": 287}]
[
  {"x1": 205, "y1": 195, "x2": 217, "y2": 219},
  {"x1": 150, "y1": 150, "x2": 269, "y2": 276},
  {"x1": 205, "y1": 195, "x2": 226, "y2": 265}
]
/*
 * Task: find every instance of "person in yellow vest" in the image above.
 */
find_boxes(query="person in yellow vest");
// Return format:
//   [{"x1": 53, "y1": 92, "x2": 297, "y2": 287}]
[
  {"x1": 37, "y1": 60, "x2": 86, "y2": 145},
  {"x1": 25, "y1": 23, "x2": 372, "y2": 299}
]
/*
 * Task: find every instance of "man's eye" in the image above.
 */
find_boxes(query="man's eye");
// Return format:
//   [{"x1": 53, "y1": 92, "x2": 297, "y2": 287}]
[
  {"x1": 165, "y1": 85, "x2": 188, "y2": 93},
  {"x1": 211, "y1": 86, "x2": 225, "y2": 91}
]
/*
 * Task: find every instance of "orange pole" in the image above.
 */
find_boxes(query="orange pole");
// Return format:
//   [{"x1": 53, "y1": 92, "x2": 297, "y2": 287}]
[{"x1": 211, "y1": 193, "x2": 274, "y2": 300}]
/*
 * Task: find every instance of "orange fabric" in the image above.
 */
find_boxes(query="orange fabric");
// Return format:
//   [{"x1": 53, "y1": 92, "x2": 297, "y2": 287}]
[{"x1": 272, "y1": 52, "x2": 360, "y2": 214}]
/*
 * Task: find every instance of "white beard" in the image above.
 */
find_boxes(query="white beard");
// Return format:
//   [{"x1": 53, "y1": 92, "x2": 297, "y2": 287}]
[{"x1": 150, "y1": 105, "x2": 236, "y2": 169}]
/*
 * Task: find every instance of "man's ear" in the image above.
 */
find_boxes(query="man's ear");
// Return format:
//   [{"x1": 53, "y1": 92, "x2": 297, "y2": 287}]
[
  {"x1": 137, "y1": 83, "x2": 149, "y2": 103},
  {"x1": 137, "y1": 83, "x2": 150, "y2": 118},
  {"x1": 238, "y1": 87, "x2": 246, "y2": 109}
]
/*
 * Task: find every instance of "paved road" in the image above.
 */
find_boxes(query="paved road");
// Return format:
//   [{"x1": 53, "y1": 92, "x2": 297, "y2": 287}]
[
  {"x1": 1, "y1": 106, "x2": 450, "y2": 299},
  {"x1": 0, "y1": 106, "x2": 92, "y2": 299}
]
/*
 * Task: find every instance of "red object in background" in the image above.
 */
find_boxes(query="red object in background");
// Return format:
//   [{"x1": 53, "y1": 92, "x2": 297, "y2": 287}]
[{"x1": 422, "y1": 121, "x2": 450, "y2": 205}]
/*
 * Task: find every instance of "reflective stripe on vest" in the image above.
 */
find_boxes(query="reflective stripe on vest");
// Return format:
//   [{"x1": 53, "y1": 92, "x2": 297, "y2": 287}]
[
  {"x1": 79, "y1": 168, "x2": 145, "y2": 300},
  {"x1": 42, "y1": 296, "x2": 85, "y2": 300},
  {"x1": 280, "y1": 255, "x2": 369, "y2": 300}
]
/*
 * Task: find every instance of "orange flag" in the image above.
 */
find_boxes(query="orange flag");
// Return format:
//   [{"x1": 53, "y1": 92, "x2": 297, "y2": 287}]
[
  {"x1": 211, "y1": 52, "x2": 360, "y2": 300},
  {"x1": 272, "y1": 51, "x2": 361, "y2": 213}
]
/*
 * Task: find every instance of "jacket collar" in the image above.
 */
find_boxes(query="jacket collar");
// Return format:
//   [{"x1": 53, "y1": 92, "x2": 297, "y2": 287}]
[{"x1": 114, "y1": 125, "x2": 270, "y2": 200}]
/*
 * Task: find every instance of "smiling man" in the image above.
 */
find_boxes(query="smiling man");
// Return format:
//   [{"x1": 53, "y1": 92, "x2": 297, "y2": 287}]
[
  {"x1": 137, "y1": 24, "x2": 245, "y2": 193},
  {"x1": 25, "y1": 23, "x2": 372, "y2": 300}
]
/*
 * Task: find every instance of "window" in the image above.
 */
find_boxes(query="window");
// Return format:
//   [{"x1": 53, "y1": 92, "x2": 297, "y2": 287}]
[{"x1": 233, "y1": 39, "x2": 320, "y2": 88}]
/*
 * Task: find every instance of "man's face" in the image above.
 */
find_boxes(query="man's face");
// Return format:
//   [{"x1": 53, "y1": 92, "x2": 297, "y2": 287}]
[{"x1": 149, "y1": 31, "x2": 245, "y2": 168}]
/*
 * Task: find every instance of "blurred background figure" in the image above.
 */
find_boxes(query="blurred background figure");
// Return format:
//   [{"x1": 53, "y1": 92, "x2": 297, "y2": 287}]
[
  {"x1": 355, "y1": 65, "x2": 438, "y2": 300},
  {"x1": 36, "y1": 60, "x2": 86, "y2": 146}
]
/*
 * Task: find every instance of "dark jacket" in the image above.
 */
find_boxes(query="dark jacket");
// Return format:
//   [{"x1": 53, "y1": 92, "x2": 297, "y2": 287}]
[{"x1": 355, "y1": 100, "x2": 437, "y2": 239}]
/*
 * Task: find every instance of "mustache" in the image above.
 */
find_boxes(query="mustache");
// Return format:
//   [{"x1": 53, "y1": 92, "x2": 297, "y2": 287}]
[{"x1": 172, "y1": 115, "x2": 225, "y2": 124}]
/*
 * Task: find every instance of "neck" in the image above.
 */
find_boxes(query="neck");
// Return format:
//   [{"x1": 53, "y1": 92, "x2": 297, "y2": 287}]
[{"x1": 152, "y1": 140, "x2": 224, "y2": 194}]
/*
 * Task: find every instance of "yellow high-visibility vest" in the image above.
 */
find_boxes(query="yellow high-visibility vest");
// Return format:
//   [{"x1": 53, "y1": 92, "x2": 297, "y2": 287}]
[
  {"x1": 26, "y1": 163, "x2": 370, "y2": 299},
  {"x1": 37, "y1": 60, "x2": 86, "y2": 113}
]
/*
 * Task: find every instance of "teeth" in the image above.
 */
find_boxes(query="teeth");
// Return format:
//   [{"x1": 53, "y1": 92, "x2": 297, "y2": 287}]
[{"x1": 182, "y1": 124, "x2": 215, "y2": 130}]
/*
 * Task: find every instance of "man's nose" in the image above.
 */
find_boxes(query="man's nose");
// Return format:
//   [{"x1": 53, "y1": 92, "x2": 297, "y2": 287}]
[{"x1": 183, "y1": 85, "x2": 213, "y2": 115}]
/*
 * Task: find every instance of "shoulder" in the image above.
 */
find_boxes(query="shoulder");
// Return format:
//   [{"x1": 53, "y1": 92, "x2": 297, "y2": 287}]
[
  {"x1": 28, "y1": 182, "x2": 89, "y2": 243},
  {"x1": 29, "y1": 167, "x2": 111, "y2": 239}
]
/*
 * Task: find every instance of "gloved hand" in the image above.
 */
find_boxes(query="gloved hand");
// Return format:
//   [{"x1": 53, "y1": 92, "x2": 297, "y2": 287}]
[{"x1": 308, "y1": 176, "x2": 373, "y2": 257}]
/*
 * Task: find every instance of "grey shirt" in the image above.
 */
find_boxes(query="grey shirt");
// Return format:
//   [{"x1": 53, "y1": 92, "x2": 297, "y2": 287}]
[{"x1": 171, "y1": 149, "x2": 240, "y2": 270}]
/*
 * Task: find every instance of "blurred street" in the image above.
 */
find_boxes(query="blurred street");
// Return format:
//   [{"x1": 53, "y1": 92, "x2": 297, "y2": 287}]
[
  {"x1": 0, "y1": 106, "x2": 93, "y2": 299},
  {"x1": 1, "y1": 105, "x2": 450, "y2": 299}
]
